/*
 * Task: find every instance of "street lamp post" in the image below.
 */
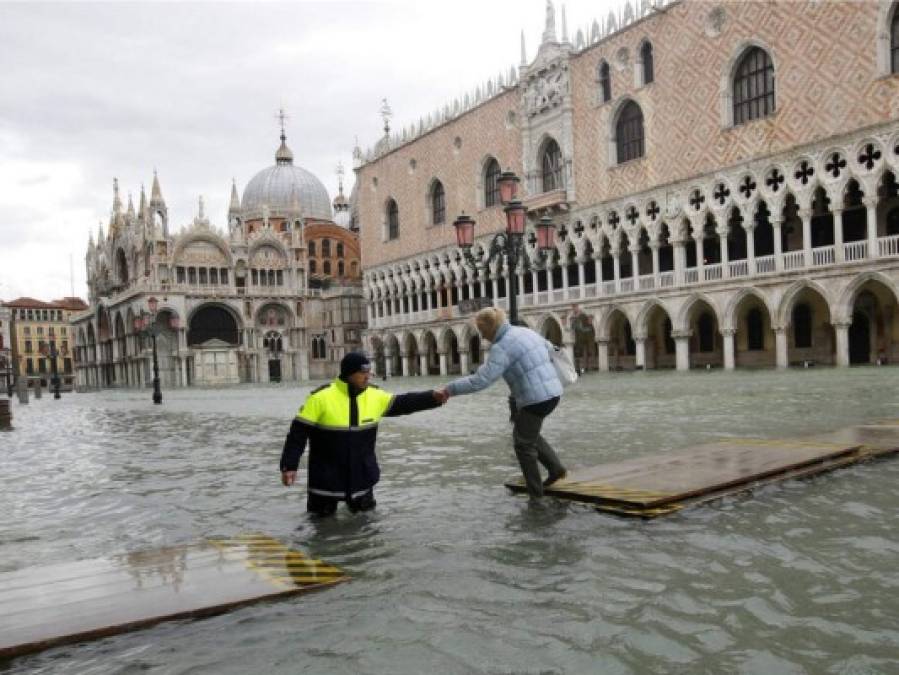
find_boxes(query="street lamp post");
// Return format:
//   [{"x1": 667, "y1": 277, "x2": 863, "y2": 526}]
[
  {"x1": 1, "y1": 350, "x2": 11, "y2": 398},
  {"x1": 49, "y1": 341, "x2": 61, "y2": 399},
  {"x1": 452, "y1": 171, "x2": 557, "y2": 325},
  {"x1": 136, "y1": 296, "x2": 163, "y2": 405}
]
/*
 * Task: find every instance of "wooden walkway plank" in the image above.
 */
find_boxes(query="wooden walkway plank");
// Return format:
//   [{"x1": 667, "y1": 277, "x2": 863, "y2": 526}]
[
  {"x1": 0, "y1": 535, "x2": 348, "y2": 660},
  {"x1": 506, "y1": 421, "x2": 899, "y2": 517}
]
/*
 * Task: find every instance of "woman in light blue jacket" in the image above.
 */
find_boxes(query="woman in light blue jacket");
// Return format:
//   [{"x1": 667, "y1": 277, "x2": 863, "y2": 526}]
[{"x1": 440, "y1": 307, "x2": 567, "y2": 497}]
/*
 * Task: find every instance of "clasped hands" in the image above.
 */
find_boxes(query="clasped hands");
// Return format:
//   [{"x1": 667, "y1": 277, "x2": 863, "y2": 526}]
[{"x1": 432, "y1": 387, "x2": 451, "y2": 405}]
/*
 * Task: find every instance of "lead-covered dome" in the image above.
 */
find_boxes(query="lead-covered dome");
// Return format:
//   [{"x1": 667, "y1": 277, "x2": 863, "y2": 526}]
[{"x1": 241, "y1": 133, "x2": 332, "y2": 221}]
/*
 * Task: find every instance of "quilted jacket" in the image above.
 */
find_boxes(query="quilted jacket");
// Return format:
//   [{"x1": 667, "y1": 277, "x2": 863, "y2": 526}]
[{"x1": 446, "y1": 322, "x2": 562, "y2": 406}]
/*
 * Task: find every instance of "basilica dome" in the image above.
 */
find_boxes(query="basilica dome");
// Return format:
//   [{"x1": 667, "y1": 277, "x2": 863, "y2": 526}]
[{"x1": 241, "y1": 133, "x2": 332, "y2": 221}]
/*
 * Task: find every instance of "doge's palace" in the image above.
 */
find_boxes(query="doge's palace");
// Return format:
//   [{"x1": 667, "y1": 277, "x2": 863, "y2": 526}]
[{"x1": 357, "y1": 0, "x2": 899, "y2": 377}]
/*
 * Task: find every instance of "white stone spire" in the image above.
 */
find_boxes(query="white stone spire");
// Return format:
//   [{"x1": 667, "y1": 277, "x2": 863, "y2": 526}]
[
  {"x1": 228, "y1": 179, "x2": 241, "y2": 214},
  {"x1": 542, "y1": 0, "x2": 557, "y2": 44},
  {"x1": 150, "y1": 169, "x2": 165, "y2": 207},
  {"x1": 520, "y1": 30, "x2": 527, "y2": 65},
  {"x1": 561, "y1": 4, "x2": 569, "y2": 44}
]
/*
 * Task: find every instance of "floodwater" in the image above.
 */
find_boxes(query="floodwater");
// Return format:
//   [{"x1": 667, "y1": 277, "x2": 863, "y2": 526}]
[{"x1": 1, "y1": 368, "x2": 898, "y2": 675}]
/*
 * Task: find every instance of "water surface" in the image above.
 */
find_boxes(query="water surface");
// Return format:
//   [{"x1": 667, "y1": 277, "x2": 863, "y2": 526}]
[{"x1": 2, "y1": 368, "x2": 898, "y2": 674}]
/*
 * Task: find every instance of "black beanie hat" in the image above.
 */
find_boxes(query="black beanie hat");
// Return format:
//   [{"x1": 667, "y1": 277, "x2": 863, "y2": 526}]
[{"x1": 340, "y1": 352, "x2": 371, "y2": 380}]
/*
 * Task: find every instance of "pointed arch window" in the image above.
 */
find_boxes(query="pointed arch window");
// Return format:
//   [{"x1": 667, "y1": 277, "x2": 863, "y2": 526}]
[
  {"x1": 387, "y1": 199, "x2": 399, "y2": 240},
  {"x1": 641, "y1": 41, "x2": 654, "y2": 85},
  {"x1": 892, "y1": 9, "x2": 899, "y2": 73},
  {"x1": 484, "y1": 158, "x2": 501, "y2": 207},
  {"x1": 616, "y1": 101, "x2": 644, "y2": 164},
  {"x1": 598, "y1": 60, "x2": 611, "y2": 102},
  {"x1": 541, "y1": 139, "x2": 563, "y2": 193},
  {"x1": 431, "y1": 180, "x2": 446, "y2": 225},
  {"x1": 733, "y1": 47, "x2": 775, "y2": 125}
]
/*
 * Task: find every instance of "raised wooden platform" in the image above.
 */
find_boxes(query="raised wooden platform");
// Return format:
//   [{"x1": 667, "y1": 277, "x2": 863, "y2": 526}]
[
  {"x1": 0, "y1": 534, "x2": 348, "y2": 660},
  {"x1": 506, "y1": 421, "x2": 899, "y2": 518}
]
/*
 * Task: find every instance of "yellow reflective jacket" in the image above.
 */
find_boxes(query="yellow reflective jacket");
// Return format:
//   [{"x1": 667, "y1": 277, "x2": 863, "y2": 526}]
[{"x1": 280, "y1": 379, "x2": 439, "y2": 499}]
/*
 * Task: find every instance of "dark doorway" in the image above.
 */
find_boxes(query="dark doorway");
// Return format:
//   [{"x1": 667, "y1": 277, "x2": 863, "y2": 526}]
[
  {"x1": 698, "y1": 313, "x2": 715, "y2": 352},
  {"x1": 849, "y1": 312, "x2": 871, "y2": 364},
  {"x1": 268, "y1": 359, "x2": 281, "y2": 382}
]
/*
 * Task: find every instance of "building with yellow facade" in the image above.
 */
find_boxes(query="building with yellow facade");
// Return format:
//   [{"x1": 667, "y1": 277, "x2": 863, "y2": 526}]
[{"x1": 3, "y1": 297, "x2": 88, "y2": 390}]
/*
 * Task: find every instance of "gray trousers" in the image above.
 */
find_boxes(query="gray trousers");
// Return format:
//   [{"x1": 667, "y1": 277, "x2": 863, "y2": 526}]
[{"x1": 512, "y1": 399, "x2": 565, "y2": 497}]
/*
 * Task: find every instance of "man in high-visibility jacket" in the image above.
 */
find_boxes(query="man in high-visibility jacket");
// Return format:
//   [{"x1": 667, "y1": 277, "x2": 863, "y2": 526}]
[{"x1": 280, "y1": 352, "x2": 447, "y2": 515}]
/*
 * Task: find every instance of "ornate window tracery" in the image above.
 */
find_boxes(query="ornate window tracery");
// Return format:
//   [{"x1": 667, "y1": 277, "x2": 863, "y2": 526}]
[{"x1": 541, "y1": 139, "x2": 563, "y2": 192}]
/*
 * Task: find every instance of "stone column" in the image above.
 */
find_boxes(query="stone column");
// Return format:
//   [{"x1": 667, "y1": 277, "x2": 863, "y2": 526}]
[
  {"x1": 834, "y1": 322, "x2": 851, "y2": 367},
  {"x1": 696, "y1": 237, "x2": 705, "y2": 279},
  {"x1": 401, "y1": 352, "x2": 411, "y2": 377},
  {"x1": 745, "y1": 224, "x2": 756, "y2": 274},
  {"x1": 530, "y1": 271, "x2": 538, "y2": 304},
  {"x1": 774, "y1": 327, "x2": 788, "y2": 369},
  {"x1": 772, "y1": 217, "x2": 784, "y2": 272},
  {"x1": 650, "y1": 242, "x2": 660, "y2": 285},
  {"x1": 800, "y1": 208, "x2": 812, "y2": 267},
  {"x1": 722, "y1": 328, "x2": 736, "y2": 370},
  {"x1": 612, "y1": 254, "x2": 621, "y2": 293},
  {"x1": 630, "y1": 247, "x2": 640, "y2": 280},
  {"x1": 576, "y1": 260, "x2": 585, "y2": 290},
  {"x1": 864, "y1": 198, "x2": 878, "y2": 258},
  {"x1": 561, "y1": 263, "x2": 569, "y2": 297},
  {"x1": 492, "y1": 277, "x2": 499, "y2": 303},
  {"x1": 673, "y1": 331, "x2": 691, "y2": 371},
  {"x1": 672, "y1": 240, "x2": 685, "y2": 285},
  {"x1": 594, "y1": 258, "x2": 603, "y2": 293},
  {"x1": 718, "y1": 227, "x2": 730, "y2": 278},
  {"x1": 597, "y1": 338, "x2": 610, "y2": 372},
  {"x1": 180, "y1": 358, "x2": 188, "y2": 386},
  {"x1": 546, "y1": 261, "x2": 555, "y2": 295},
  {"x1": 419, "y1": 353, "x2": 428, "y2": 377},
  {"x1": 438, "y1": 351, "x2": 448, "y2": 376},
  {"x1": 833, "y1": 208, "x2": 845, "y2": 262},
  {"x1": 460, "y1": 350, "x2": 470, "y2": 375},
  {"x1": 634, "y1": 336, "x2": 646, "y2": 370},
  {"x1": 384, "y1": 351, "x2": 395, "y2": 377}
]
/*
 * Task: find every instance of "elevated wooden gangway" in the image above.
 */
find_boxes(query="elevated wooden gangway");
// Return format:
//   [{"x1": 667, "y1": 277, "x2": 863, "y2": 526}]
[
  {"x1": 506, "y1": 421, "x2": 899, "y2": 518},
  {"x1": 0, "y1": 534, "x2": 347, "y2": 660}
]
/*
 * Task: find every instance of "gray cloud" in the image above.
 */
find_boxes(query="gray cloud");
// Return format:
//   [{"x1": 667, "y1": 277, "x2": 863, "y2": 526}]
[{"x1": 0, "y1": 0, "x2": 614, "y2": 301}]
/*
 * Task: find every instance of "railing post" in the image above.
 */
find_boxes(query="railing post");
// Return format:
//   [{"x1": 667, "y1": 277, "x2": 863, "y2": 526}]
[{"x1": 833, "y1": 208, "x2": 845, "y2": 262}]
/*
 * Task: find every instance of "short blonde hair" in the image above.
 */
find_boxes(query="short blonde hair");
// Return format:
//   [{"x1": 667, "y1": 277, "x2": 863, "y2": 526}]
[{"x1": 474, "y1": 306, "x2": 507, "y2": 341}]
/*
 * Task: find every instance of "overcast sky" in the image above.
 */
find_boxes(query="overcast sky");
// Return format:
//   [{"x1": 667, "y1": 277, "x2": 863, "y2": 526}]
[{"x1": 0, "y1": 0, "x2": 618, "y2": 302}]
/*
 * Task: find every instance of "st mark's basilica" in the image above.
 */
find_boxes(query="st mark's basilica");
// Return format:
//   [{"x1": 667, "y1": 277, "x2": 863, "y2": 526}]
[{"x1": 72, "y1": 121, "x2": 364, "y2": 389}]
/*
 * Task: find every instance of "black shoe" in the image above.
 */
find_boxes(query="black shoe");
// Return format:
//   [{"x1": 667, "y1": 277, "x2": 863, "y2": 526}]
[{"x1": 543, "y1": 470, "x2": 567, "y2": 488}]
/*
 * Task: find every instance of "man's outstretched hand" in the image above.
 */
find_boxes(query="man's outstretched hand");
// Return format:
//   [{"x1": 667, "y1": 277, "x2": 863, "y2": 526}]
[
  {"x1": 433, "y1": 388, "x2": 450, "y2": 405},
  {"x1": 281, "y1": 470, "x2": 297, "y2": 486}
]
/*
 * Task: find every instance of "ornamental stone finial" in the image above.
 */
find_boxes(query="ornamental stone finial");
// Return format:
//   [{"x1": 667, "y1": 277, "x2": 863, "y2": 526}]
[{"x1": 543, "y1": 0, "x2": 557, "y2": 44}]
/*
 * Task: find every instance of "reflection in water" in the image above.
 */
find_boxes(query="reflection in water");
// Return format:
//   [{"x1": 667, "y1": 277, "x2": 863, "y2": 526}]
[{"x1": 2, "y1": 369, "x2": 899, "y2": 674}]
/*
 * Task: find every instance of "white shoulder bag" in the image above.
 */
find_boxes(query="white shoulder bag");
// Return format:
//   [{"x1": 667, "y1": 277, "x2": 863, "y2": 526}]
[{"x1": 550, "y1": 346, "x2": 578, "y2": 387}]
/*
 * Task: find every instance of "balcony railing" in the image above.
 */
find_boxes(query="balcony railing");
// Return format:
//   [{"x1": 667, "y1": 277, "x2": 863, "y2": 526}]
[
  {"x1": 366, "y1": 235, "x2": 899, "y2": 330},
  {"x1": 783, "y1": 250, "x2": 805, "y2": 271},
  {"x1": 878, "y1": 234, "x2": 899, "y2": 257},
  {"x1": 844, "y1": 240, "x2": 867, "y2": 261},
  {"x1": 812, "y1": 245, "x2": 835, "y2": 267}
]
